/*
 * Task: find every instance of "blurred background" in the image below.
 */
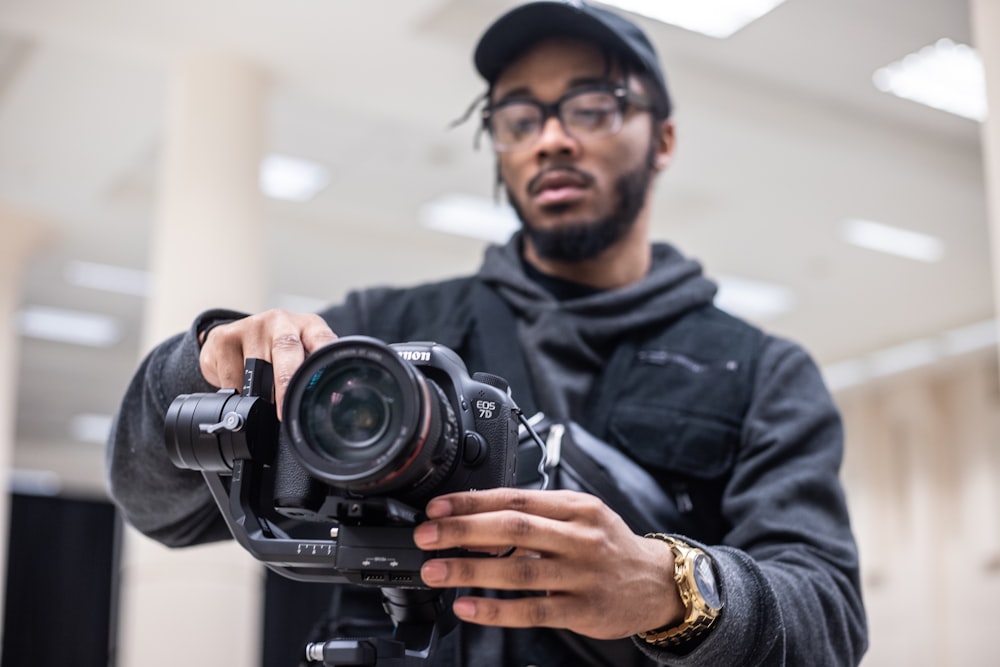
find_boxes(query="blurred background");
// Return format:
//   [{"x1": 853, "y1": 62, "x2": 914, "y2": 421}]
[{"x1": 0, "y1": 0, "x2": 998, "y2": 665}]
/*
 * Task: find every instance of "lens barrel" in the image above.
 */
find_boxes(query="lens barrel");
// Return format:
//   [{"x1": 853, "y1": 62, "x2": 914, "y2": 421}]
[{"x1": 283, "y1": 337, "x2": 459, "y2": 504}]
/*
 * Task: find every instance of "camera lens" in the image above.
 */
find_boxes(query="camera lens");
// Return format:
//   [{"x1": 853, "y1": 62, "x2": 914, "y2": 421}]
[
  {"x1": 300, "y1": 360, "x2": 400, "y2": 462},
  {"x1": 329, "y1": 385, "x2": 388, "y2": 448},
  {"x1": 284, "y1": 337, "x2": 459, "y2": 502}
]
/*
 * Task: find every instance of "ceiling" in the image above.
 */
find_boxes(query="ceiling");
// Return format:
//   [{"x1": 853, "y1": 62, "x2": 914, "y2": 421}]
[{"x1": 0, "y1": 0, "x2": 993, "y2": 494}]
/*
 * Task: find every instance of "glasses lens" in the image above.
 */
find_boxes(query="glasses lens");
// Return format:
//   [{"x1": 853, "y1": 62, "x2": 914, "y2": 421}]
[
  {"x1": 562, "y1": 91, "x2": 621, "y2": 137},
  {"x1": 489, "y1": 102, "x2": 542, "y2": 151}
]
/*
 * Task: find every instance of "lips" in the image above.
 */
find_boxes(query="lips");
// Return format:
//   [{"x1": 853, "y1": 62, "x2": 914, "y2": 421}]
[
  {"x1": 528, "y1": 168, "x2": 592, "y2": 206},
  {"x1": 530, "y1": 170, "x2": 588, "y2": 194}
]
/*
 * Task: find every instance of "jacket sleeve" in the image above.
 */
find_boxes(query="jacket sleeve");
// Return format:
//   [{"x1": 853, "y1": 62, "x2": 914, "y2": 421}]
[
  {"x1": 636, "y1": 336, "x2": 868, "y2": 666},
  {"x1": 105, "y1": 295, "x2": 378, "y2": 548},
  {"x1": 105, "y1": 318, "x2": 234, "y2": 546}
]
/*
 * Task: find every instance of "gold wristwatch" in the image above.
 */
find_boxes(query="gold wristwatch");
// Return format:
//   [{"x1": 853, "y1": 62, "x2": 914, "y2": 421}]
[{"x1": 637, "y1": 533, "x2": 723, "y2": 647}]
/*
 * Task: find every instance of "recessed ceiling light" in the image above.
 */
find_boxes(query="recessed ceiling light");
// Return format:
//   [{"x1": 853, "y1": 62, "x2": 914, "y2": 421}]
[
  {"x1": 598, "y1": 0, "x2": 788, "y2": 39},
  {"x1": 840, "y1": 218, "x2": 945, "y2": 263},
  {"x1": 17, "y1": 306, "x2": 121, "y2": 347},
  {"x1": 259, "y1": 154, "x2": 331, "y2": 202},
  {"x1": 714, "y1": 274, "x2": 795, "y2": 321},
  {"x1": 64, "y1": 260, "x2": 150, "y2": 296},
  {"x1": 873, "y1": 38, "x2": 987, "y2": 122},
  {"x1": 418, "y1": 193, "x2": 521, "y2": 243}
]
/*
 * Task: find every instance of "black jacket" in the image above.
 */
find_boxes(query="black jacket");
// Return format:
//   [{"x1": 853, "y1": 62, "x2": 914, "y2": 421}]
[{"x1": 107, "y1": 246, "x2": 867, "y2": 666}]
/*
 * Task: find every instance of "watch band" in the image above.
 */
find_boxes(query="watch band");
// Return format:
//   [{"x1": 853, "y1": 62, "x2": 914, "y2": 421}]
[{"x1": 637, "y1": 533, "x2": 722, "y2": 648}]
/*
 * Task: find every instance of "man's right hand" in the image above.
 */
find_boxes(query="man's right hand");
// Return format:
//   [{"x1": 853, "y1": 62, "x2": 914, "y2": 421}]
[{"x1": 199, "y1": 309, "x2": 338, "y2": 417}]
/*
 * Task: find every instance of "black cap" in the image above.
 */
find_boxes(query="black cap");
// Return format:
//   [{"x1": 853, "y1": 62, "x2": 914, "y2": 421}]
[{"x1": 474, "y1": 1, "x2": 671, "y2": 116}]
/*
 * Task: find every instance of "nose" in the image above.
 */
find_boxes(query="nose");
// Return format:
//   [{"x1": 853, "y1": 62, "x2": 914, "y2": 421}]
[{"x1": 534, "y1": 114, "x2": 580, "y2": 160}]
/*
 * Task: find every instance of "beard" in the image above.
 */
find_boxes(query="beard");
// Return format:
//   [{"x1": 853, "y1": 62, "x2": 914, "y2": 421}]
[{"x1": 506, "y1": 146, "x2": 657, "y2": 263}]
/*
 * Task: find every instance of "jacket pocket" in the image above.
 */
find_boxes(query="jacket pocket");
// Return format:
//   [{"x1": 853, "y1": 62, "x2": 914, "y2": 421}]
[{"x1": 608, "y1": 403, "x2": 739, "y2": 480}]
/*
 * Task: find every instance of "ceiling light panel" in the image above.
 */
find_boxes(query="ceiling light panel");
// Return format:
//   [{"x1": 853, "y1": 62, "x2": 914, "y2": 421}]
[
  {"x1": 598, "y1": 0, "x2": 788, "y2": 39},
  {"x1": 69, "y1": 413, "x2": 114, "y2": 444},
  {"x1": 714, "y1": 274, "x2": 795, "y2": 321},
  {"x1": 275, "y1": 293, "x2": 330, "y2": 314},
  {"x1": 17, "y1": 306, "x2": 121, "y2": 347},
  {"x1": 840, "y1": 218, "x2": 945, "y2": 263},
  {"x1": 259, "y1": 154, "x2": 331, "y2": 202},
  {"x1": 873, "y1": 38, "x2": 987, "y2": 122},
  {"x1": 821, "y1": 319, "x2": 996, "y2": 392},
  {"x1": 64, "y1": 260, "x2": 150, "y2": 296},
  {"x1": 418, "y1": 193, "x2": 520, "y2": 243}
]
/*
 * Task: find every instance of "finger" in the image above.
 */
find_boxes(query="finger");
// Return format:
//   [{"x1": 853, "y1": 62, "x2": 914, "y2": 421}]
[
  {"x1": 299, "y1": 315, "x2": 338, "y2": 354},
  {"x1": 275, "y1": 315, "x2": 337, "y2": 416},
  {"x1": 452, "y1": 593, "x2": 635, "y2": 640},
  {"x1": 269, "y1": 336, "x2": 308, "y2": 418},
  {"x1": 420, "y1": 554, "x2": 569, "y2": 592},
  {"x1": 426, "y1": 488, "x2": 604, "y2": 522},
  {"x1": 414, "y1": 510, "x2": 574, "y2": 555},
  {"x1": 200, "y1": 321, "x2": 249, "y2": 390},
  {"x1": 449, "y1": 593, "x2": 581, "y2": 633}
]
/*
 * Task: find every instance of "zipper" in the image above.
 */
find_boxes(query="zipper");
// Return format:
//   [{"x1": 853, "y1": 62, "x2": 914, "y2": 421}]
[
  {"x1": 673, "y1": 482, "x2": 694, "y2": 514},
  {"x1": 638, "y1": 350, "x2": 740, "y2": 374}
]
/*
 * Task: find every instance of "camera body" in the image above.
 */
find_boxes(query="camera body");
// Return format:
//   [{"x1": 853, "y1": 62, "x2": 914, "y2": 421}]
[
  {"x1": 164, "y1": 336, "x2": 520, "y2": 587},
  {"x1": 276, "y1": 337, "x2": 518, "y2": 520}
]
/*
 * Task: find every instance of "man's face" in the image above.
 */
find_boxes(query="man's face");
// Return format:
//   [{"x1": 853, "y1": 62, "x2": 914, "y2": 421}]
[{"x1": 490, "y1": 38, "x2": 670, "y2": 262}]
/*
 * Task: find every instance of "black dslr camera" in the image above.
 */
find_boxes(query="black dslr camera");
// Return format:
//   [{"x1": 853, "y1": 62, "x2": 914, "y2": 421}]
[
  {"x1": 164, "y1": 336, "x2": 521, "y2": 589},
  {"x1": 164, "y1": 336, "x2": 532, "y2": 665}
]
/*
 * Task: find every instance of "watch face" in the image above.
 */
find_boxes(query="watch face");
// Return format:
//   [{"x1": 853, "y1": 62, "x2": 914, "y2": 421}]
[{"x1": 693, "y1": 553, "x2": 722, "y2": 609}]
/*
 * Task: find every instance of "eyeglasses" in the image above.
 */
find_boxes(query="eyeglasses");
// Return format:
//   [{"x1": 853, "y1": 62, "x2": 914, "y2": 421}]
[{"x1": 481, "y1": 86, "x2": 651, "y2": 153}]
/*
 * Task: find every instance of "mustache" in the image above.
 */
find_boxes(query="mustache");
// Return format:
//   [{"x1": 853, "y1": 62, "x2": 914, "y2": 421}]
[{"x1": 526, "y1": 166, "x2": 595, "y2": 196}]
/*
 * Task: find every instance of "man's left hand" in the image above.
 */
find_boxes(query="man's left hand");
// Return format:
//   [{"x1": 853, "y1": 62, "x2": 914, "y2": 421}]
[{"x1": 413, "y1": 488, "x2": 684, "y2": 640}]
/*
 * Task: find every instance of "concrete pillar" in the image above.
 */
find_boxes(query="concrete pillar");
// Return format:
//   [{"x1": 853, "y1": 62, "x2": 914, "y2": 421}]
[
  {"x1": 970, "y1": 0, "x2": 1000, "y2": 572},
  {"x1": 972, "y1": 0, "x2": 1000, "y2": 366},
  {"x1": 838, "y1": 388, "x2": 896, "y2": 587},
  {"x1": 116, "y1": 53, "x2": 270, "y2": 667},
  {"x1": 145, "y1": 53, "x2": 270, "y2": 333},
  {"x1": 942, "y1": 360, "x2": 1000, "y2": 566},
  {"x1": 886, "y1": 381, "x2": 949, "y2": 667},
  {"x1": 0, "y1": 205, "x2": 50, "y2": 647}
]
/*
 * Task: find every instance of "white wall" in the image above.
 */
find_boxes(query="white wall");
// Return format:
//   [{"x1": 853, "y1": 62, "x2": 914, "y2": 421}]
[{"x1": 839, "y1": 350, "x2": 1000, "y2": 666}]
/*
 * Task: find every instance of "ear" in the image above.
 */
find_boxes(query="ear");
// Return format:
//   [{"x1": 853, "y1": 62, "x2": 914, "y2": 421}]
[{"x1": 652, "y1": 119, "x2": 676, "y2": 172}]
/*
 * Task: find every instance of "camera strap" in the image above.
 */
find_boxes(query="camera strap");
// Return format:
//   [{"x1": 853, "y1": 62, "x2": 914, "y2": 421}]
[
  {"x1": 470, "y1": 280, "x2": 669, "y2": 535},
  {"x1": 471, "y1": 279, "x2": 663, "y2": 666},
  {"x1": 470, "y1": 279, "x2": 540, "y2": 417}
]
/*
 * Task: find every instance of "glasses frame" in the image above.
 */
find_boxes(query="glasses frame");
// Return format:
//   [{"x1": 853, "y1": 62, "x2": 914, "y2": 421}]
[{"x1": 481, "y1": 84, "x2": 652, "y2": 152}]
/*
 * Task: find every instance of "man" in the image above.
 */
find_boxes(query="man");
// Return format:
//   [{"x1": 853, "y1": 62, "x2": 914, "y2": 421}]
[{"x1": 107, "y1": 2, "x2": 868, "y2": 665}]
